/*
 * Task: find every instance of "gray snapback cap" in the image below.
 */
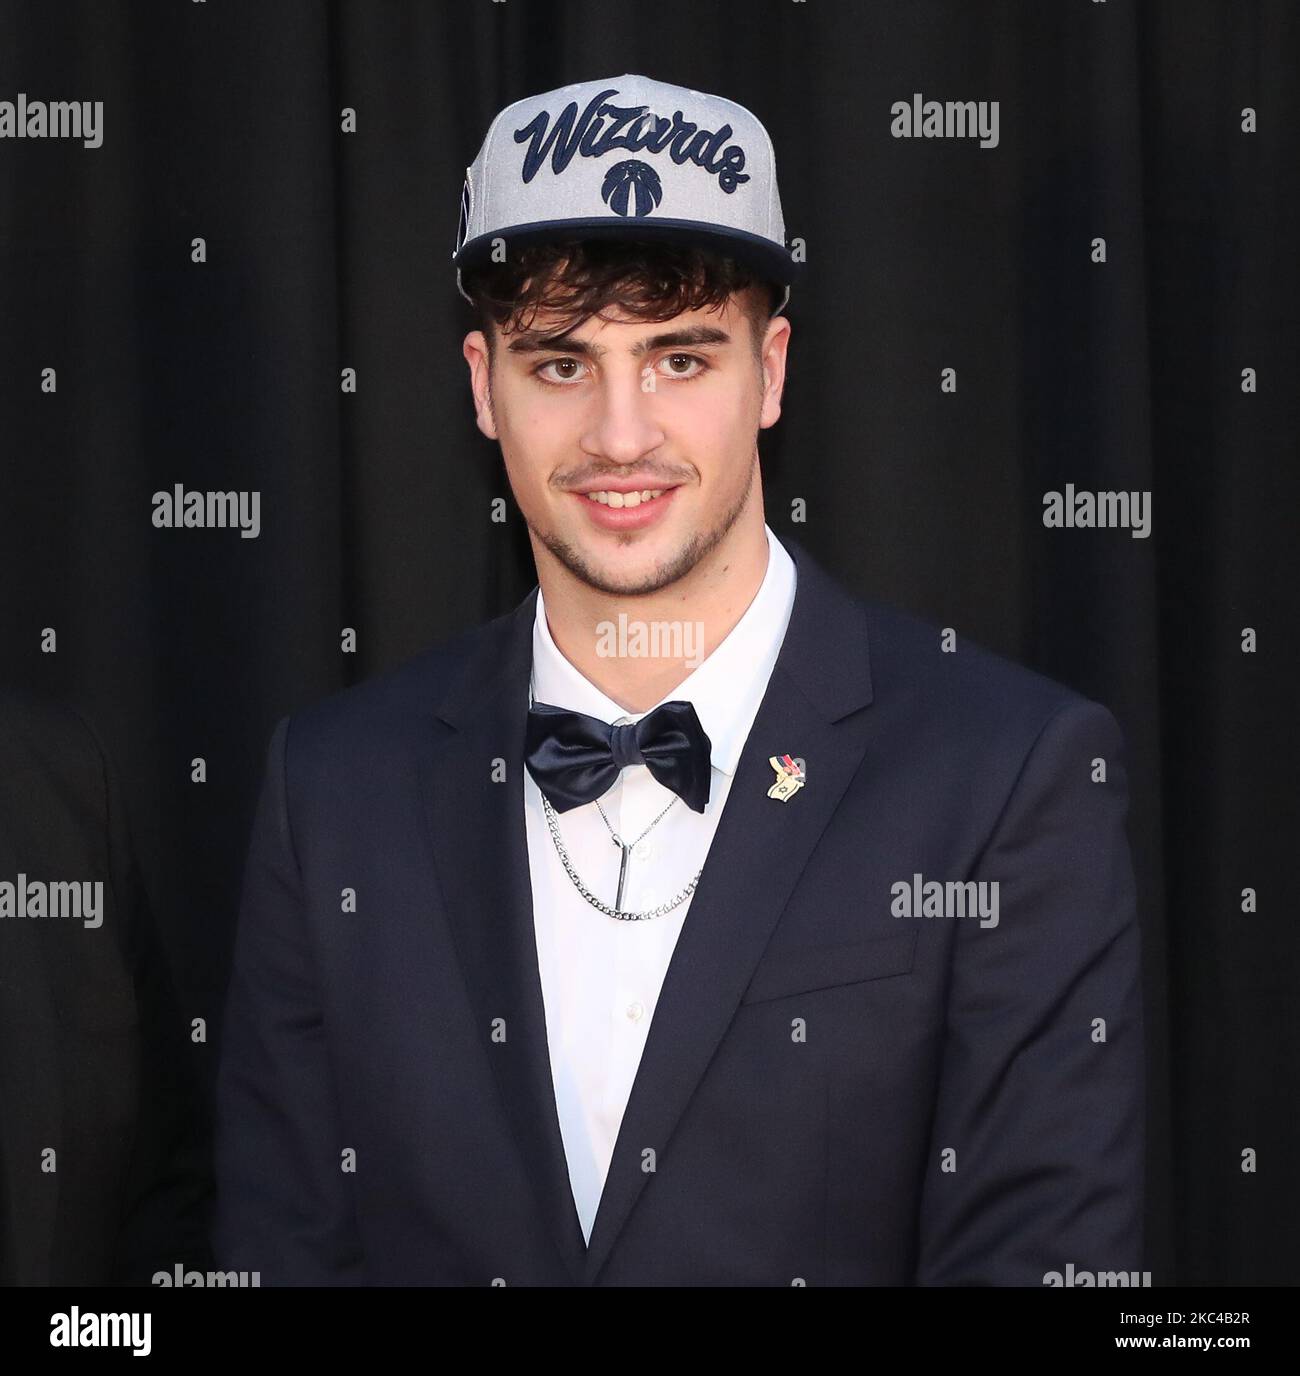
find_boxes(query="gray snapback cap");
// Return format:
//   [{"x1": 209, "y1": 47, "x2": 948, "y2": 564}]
[{"x1": 452, "y1": 74, "x2": 797, "y2": 314}]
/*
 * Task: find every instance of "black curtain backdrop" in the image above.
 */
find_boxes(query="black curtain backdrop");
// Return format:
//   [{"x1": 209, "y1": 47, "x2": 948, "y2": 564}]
[{"x1": 1, "y1": 0, "x2": 1296, "y2": 1287}]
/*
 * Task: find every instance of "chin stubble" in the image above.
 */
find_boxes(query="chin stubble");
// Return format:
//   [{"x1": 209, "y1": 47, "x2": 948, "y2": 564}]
[{"x1": 528, "y1": 459, "x2": 757, "y2": 597}]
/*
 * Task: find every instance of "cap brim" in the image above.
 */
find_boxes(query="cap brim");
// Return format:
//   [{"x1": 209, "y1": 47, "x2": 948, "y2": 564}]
[{"x1": 454, "y1": 217, "x2": 799, "y2": 289}]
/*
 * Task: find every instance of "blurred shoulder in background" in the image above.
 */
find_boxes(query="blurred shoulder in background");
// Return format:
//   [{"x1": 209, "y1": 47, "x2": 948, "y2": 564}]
[{"x1": 0, "y1": 691, "x2": 212, "y2": 1286}]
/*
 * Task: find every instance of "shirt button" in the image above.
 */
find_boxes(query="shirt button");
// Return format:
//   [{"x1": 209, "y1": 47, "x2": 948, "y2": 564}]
[
  {"x1": 633, "y1": 838, "x2": 653, "y2": 861},
  {"x1": 626, "y1": 1001, "x2": 645, "y2": 1022}
]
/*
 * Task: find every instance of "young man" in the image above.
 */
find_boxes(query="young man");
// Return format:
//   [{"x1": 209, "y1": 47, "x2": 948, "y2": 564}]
[{"x1": 214, "y1": 75, "x2": 1144, "y2": 1285}]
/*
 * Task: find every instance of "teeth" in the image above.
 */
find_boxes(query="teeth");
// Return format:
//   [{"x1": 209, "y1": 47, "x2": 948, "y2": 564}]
[{"x1": 585, "y1": 489, "x2": 665, "y2": 507}]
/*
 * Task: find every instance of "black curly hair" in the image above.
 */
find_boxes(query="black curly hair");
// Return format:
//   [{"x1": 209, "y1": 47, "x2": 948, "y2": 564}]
[{"x1": 460, "y1": 236, "x2": 781, "y2": 367}]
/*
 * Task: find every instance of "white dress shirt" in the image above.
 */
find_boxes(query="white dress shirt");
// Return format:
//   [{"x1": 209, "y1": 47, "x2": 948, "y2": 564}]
[{"x1": 524, "y1": 523, "x2": 797, "y2": 1243}]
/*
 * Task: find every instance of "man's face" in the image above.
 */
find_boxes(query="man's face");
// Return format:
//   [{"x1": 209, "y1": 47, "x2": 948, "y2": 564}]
[{"x1": 463, "y1": 289, "x2": 790, "y2": 597}]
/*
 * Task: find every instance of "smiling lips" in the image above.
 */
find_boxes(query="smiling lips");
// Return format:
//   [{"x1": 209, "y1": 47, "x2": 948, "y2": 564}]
[
  {"x1": 582, "y1": 488, "x2": 668, "y2": 508},
  {"x1": 572, "y1": 483, "x2": 680, "y2": 529}
]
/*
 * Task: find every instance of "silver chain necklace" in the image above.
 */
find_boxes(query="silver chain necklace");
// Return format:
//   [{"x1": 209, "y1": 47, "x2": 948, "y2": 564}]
[
  {"x1": 539, "y1": 789, "x2": 704, "y2": 922},
  {"x1": 529, "y1": 673, "x2": 704, "y2": 921},
  {"x1": 595, "y1": 790, "x2": 679, "y2": 907}
]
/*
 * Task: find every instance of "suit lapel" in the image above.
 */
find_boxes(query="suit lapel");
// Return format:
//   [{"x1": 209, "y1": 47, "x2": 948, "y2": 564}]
[
  {"x1": 581, "y1": 534, "x2": 874, "y2": 1281},
  {"x1": 421, "y1": 591, "x2": 589, "y2": 1284},
  {"x1": 423, "y1": 532, "x2": 874, "y2": 1287}
]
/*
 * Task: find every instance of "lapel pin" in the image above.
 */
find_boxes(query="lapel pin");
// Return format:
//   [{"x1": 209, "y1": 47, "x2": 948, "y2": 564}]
[{"x1": 766, "y1": 754, "x2": 806, "y2": 803}]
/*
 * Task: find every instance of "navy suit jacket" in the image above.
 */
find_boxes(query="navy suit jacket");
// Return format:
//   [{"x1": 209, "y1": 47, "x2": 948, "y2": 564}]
[{"x1": 213, "y1": 532, "x2": 1145, "y2": 1286}]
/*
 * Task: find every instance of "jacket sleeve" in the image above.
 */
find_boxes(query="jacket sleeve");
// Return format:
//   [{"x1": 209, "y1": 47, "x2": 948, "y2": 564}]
[
  {"x1": 212, "y1": 714, "x2": 364, "y2": 1284},
  {"x1": 914, "y1": 698, "x2": 1146, "y2": 1285}
]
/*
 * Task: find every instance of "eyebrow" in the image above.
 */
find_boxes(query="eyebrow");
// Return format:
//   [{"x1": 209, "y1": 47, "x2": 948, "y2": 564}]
[{"x1": 505, "y1": 325, "x2": 732, "y2": 360}]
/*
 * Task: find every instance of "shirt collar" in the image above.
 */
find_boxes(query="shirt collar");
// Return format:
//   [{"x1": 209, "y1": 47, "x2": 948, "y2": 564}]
[{"x1": 530, "y1": 524, "x2": 797, "y2": 779}]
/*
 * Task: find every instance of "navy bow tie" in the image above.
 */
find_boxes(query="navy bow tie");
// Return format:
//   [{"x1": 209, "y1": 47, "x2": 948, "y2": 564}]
[{"x1": 524, "y1": 698, "x2": 713, "y2": 814}]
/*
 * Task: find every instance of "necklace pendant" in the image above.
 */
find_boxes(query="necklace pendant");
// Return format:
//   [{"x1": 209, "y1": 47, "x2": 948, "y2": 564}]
[{"x1": 614, "y1": 841, "x2": 631, "y2": 911}]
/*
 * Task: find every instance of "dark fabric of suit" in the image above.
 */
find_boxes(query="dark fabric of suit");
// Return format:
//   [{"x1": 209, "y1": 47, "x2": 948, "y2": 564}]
[
  {"x1": 213, "y1": 533, "x2": 1145, "y2": 1286},
  {"x1": 0, "y1": 694, "x2": 212, "y2": 1285}
]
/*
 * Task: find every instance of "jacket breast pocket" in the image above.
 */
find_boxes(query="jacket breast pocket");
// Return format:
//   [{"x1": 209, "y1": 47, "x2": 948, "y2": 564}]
[{"x1": 739, "y1": 929, "x2": 917, "y2": 1005}]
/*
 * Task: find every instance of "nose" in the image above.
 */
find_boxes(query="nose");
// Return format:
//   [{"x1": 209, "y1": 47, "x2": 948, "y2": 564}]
[{"x1": 579, "y1": 364, "x2": 666, "y2": 466}]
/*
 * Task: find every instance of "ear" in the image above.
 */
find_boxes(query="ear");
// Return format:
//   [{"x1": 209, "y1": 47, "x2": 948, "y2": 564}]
[
  {"x1": 463, "y1": 330, "x2": 499, "y2": 440},
  {"x1": 758, "y1": 315, "x2": 791, "y2": 430}
]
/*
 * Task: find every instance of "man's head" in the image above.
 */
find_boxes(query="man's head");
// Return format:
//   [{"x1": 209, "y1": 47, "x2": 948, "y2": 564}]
[{"x1": 461, "y1": 237, "x2": 791, "y2": 598}]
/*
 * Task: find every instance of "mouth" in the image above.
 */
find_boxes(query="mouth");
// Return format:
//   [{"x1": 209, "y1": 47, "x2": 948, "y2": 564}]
[
  {"x1": 578, "y1": 486, "x2": 672, "y2": 509},
  {"x1": 570, "y1": 483, "x2": 680, "y2": 530}
]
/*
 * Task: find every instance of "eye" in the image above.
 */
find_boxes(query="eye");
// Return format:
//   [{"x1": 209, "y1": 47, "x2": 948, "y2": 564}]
[
  {"x1": 657, "y1": 353, "x2": 709, "y2": 380},
  {"x1": 533, "y1": 357, "x2": 590, "y2": 385},
  {"x1": 531, "y1": 352, "x2": 711, "y2": 387}
]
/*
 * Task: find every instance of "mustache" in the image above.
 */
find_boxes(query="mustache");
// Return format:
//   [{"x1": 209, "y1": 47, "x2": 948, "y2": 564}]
[{"x1": 559, "y1": 468, "x2": 691, "y2": 491}]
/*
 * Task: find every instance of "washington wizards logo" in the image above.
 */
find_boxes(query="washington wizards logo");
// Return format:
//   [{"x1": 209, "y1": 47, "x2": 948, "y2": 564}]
[
  {"x1": 600, "y1": 159, "x2": 663, "y2": 218},
  {"x1": 453, "y1": 174, "x2": 471, "y2": 254}
]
